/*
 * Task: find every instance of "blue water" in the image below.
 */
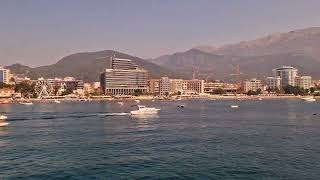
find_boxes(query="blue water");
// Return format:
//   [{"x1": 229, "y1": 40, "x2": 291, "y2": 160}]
[{"x1": 1, "y1": 99, "x2": 320, "y2": 179}]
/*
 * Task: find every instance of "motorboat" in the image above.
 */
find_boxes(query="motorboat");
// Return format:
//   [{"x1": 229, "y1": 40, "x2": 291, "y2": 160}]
[
  {"x1": 130, "y1": 105, "x2": 160, "y2": 115},
  {"x1": 54, "y1": 99, "x2": 61, "y2": 104},
  {"x1": 19, "y1": 101, "x2": 33, "y2": 105},
  {"x1": 134, "y1": 99, "x2": 141, "y2": 103},
  {"x1": 258, "y1": 98, "x2": 263, "y2": 101},
  {"x1": 0, "y1": 122, "x2": 9, "y2": 127},
  {"x1": 230, "y1": 105, "x2": 239, "y2": 108},
  {"x1": 117, "y1": 102, "x2": 124, "y2": 106},
  {"x1": 0, "y1": 115, "x2": 7, "y2": 120},
  {"x1": 301, "y1": 97, "x2": 316, "y2": 102},
  {"x1": 177, "y1": 105, "x2": 185, "y2": 108}
]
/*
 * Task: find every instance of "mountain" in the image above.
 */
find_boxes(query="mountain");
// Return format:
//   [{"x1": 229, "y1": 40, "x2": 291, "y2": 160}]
[
  {"x1": 213, "y1": 27, "x2": 320, "y2": 60},
  {"x1": 151, "y1": 49, "x2": 320, "y2": 81},
  {"x1": 6, "y1": 50, "x2": 182, "y2": 82},
  {"x1": 151, "y1": 27, "x2": 320, "y2": 80}
]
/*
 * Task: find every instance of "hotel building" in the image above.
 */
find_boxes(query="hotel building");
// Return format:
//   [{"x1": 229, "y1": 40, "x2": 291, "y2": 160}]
[
  {"x1": 0, "y1": 67, "x2": 11, "y2": 84},
  {"x1": 295, "y1": 76, "x2": 312, "y2": 90},
  {"x1": 147, "y1": 79, "x2": 160, "y2": 94},
  {"x1": 242, "y1": 79, "x2": 262, "y2": 92},
  {"x1": 273, "y1": 66, "x2": 298, "y2": 87},
  {"x1": 159, "y1": 77, "x2": 170, "y2": 96},
  {"x1": 170, "y1": 79, "x2": 204, "y2": 94},
  {"x1": 100, "y1": 56, "x2": 147, "y2": 95},
  {"x1": 266, "y1": 76, "x2": 281, "y2": 89}
]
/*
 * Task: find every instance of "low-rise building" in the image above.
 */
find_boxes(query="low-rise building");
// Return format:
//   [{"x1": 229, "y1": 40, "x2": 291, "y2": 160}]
[
  {"x1": 295, "y1": 76, "x2": 312, "y2": 89},
  {"x1": 204, "y1": 81, "x2": 237, "y2": 93},
  {"x1": 266, "y1": 77, "x2": 281, "y2": 89},
  {"x1": 170, "y1": 79, "x2": 204, "y2": 94},
  {"x1": 147, "y1": 79, "x2": 160, "y2": 95},
  {"x1": 242, "y1": 79, "x2": 262, "y2": 92}
]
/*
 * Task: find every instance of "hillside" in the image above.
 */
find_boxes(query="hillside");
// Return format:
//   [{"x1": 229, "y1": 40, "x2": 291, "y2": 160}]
[
  {"x1": 151, "y1": 49, "x2": 320, "y2": 81},
  {"x1": 213, "y1": 27, "x2": 320, "y2": 60},
  {"x1": 6, "y1": 50, "x2": 182, "y2": 82}
]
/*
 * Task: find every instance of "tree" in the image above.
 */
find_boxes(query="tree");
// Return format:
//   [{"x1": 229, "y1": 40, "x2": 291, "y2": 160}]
[
  {"x1": 256, "y1": 88, "x2": 262, "y2": 95},
  {"x1": 213, "y1": 88, "x2": 225, "y2": 95},
  {"x1": 134, "y1": 89, "x2": 143, "y2": 96},
  {"x1": 61, "y1": 88, "x2": 73, "y2": 96},
  {"x1": 15, "y1": 82, "x2": 35, "y2": 98},
  {"x1": 310, "y1": 87, "x2": 315, "y2": 94}
]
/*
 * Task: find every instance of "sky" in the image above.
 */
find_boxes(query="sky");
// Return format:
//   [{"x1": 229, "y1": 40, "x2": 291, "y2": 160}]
[{"x1": 1, "y1": 0, "x2": 320, "y2": 67}]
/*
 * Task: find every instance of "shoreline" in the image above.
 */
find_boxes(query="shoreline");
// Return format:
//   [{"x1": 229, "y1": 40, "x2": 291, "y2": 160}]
[{"x1": 0, "y1": 94, "x2": 318, "y2": 103}]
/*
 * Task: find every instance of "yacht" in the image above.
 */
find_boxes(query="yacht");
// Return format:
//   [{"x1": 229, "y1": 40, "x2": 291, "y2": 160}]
[
  {"x1": 134, "y1": 99, "x2": 141, "y2": 103},
  {"x1": 230, "y1": 105, "x2": 239, "y2": 108},
  {"x1": 19, "y1": 101, "x2": 33, "y2": 105},
  {"x1": 0, "y1": 122, "x2": 9, "y2": 127},
  {"x1": 54, "y1": 99, "x2": 61, "y2": 104},
  {"x1": 130, "y1": 105, "x2": 160, "y2": 115},
  {"x1": 301, "y1": 96, "x2": 316, "y2": 102},
  {"x1": 0, "y1": 114, "x2": 7, "y2": 120}
]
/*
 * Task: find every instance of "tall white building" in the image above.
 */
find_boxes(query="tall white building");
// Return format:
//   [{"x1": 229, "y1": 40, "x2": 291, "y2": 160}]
[
  {"x1": 159, "y1": 77, "x2": 170, "y2": 96},
  {"x1": 100, "y1": 56, "x2": 148, "y2": 95},
  {"x1": 0, "y1": 67, "x2": 11, "y2": 84},
  {"x1": 273, "y1": 66, "x2": 298, "y2": 87}
]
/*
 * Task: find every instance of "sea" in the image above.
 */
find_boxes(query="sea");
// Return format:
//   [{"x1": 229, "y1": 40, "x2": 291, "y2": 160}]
[{"x1": 1, "y1": 99, "x2": 320, "y2": 179}]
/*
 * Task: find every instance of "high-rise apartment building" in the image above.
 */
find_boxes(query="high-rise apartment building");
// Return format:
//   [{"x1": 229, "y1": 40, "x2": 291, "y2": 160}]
[
  {"x1": 159, "y1": 77, "x2": 170, "y2": 96},
  {"x1": 273, "y1": 66, "x2": 298, "y2": 87},
  {"x1": 100, "y1": 56, "x2": 147, "y2": 95},
  {"x1": 0, "y1": 67, "x2": 11, "y2": 84},
  {"x1": 266, "y1": 77, "x2": 281, "y2": 89},
  {"x1": 295, "y1": 76, "x2": 312, "y2": 90}
]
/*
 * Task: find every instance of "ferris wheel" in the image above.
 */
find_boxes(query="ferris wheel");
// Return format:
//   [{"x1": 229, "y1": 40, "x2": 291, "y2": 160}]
[{"x1": 35, "y1": 80, "x2": 53, "y2": 98}]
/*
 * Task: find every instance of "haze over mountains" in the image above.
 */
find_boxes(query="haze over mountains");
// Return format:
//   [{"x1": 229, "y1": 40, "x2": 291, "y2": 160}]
[{"x1": 6, "y1": 27, "x2": 320, "y2": 82}]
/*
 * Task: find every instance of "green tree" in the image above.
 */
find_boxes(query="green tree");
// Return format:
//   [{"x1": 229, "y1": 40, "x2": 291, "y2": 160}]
[
  {"x1": 310, "y1": 87, "x2": 315, "y2": 94},
  {"x1": 61, "y1": 88, "x2": 73, "y2": 96},
  {"x1": 256, "y1": 88, "x2": 262, "y2": 95},
  {"x1": 213, "y1": 88, "x2": 225, "y2": 95},
  {"x1": 134, "y1": 89, "x2": 143, "y2": 96},
  {"x1": 15, "y1": 82, "x2": 35, "y2": 98}
]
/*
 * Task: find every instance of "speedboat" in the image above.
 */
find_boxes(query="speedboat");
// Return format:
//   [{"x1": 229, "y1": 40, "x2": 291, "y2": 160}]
[
  {"x1": 230, "y1": 105, "x2": 239, "y2": 108},
  {"x1": 54, "y1": 99, "x2": 61, "y2": 104},
  {"x1": 134, "y1": 99, "x2": 141, "y2": 103},
  {"x1": 19, "y1": 101, "x2": 33, "y2": 105},
  {"x1": 177, "y1": 105, "x2": 184, "y2": 108},
  {"x1": 0, "y1": 122, "x2": 9, "y2": 127},
  {"x1": 0, "y1": 115, "x2": 7, "y2": 120},
  {"x1": 301, "y1": 97, "x2": 316, "y2": 102},
  {"x1": 130, "y1": 105, "x2": 160, "y2": 115},
  {"x1": 117, "y1": 102, "x2": 124, "y2": 106}
]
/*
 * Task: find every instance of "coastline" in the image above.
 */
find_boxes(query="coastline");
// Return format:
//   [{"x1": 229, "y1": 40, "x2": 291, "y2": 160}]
[{"x1": 0, "y1": 94, "x2": 316, "y2": 103}]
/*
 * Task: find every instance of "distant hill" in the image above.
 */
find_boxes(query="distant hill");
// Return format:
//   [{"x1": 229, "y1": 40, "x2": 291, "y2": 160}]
[
  {"x1": 151, "y1": 27, "x2": 320, "y2": 81},
  {"x1": 150, "y1": 49, "x2": 320, "y2": 81},
  {"x1": 212, "y1": 27, "x2": 320, "y2": 60},
  {"x1": 6, "y1": 50, "x2": 182, "y2": 82}
]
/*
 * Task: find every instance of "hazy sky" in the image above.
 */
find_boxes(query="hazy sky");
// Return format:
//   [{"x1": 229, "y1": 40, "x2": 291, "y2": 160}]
[{"x1": 1, "y1": 0, "x2": 320, "y2": 67}]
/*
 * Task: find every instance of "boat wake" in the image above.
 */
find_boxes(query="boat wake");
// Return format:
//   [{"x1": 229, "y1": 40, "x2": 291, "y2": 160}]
[{"x1": 6, "y1": 112, "x2": 130, "y2": 121}]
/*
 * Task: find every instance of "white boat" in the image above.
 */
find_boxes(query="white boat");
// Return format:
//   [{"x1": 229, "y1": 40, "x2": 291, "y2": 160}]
[
  {"x1": 19, "y1": 101, "x2": 33, "y2": 105},
  {"x1": 134, "y1": 100, "x2": 141, "y2": 103},
  {"x1": 301, "y1": 97, "x2": 316, "y2": 102},
  {"x1": 0, "y1": 122, "x2": 9, "y2": 127},
  {"x1": 117, "y1": 102, "x2": 124, "y2": 106},
  {"x1": 130, "y1": 105, "x2": 160, "y2": 115},
  {"x1": 258, "y1": 98, "x2": 263, "y2": 101},
  {"x1": 54, "y1": 100, "x2": 61, "y2": 103},
  {"x1": 230, "y1": 105, "x2": 239, "y2": 108},
  {"x1": 0, "y1": 115, "x2": 7, "y2": 120}
]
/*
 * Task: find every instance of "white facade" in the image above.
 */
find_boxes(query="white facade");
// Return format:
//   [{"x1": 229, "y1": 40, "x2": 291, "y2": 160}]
[
  {"x1": 295, "y1": 76, "x2": 312, "y2": 90},
  {"x1": 159, "y1": 77, "x2": 170, "y2": 96},
  {"x1": 273, "y1": 66, "x2": 298, "y2": 87},
  {"x1": 266, "y1": 77, "x2": 281, "y2": 89},
  {"x1": 0, "y1": 67, "x2": 11, "y2": 84},
  {"x1": 170, "y1": 79, "x2": 204, "y2": 94},
  {"x1": 242, "y1": 79, "x2": 262, "y2": 92}
]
